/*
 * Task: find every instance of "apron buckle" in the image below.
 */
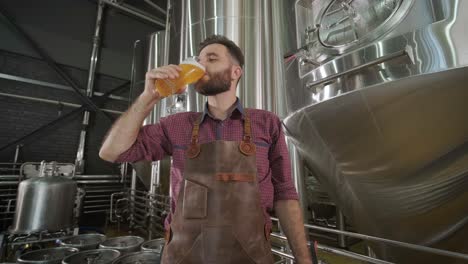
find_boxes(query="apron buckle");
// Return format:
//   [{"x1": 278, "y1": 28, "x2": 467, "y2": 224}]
[{"x1": 187, "y1": 144, "x2": 201, "y2": 159}]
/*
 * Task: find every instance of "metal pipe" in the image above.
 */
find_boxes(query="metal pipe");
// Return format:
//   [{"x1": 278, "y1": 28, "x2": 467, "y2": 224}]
[
  {"x1": 85, "y1": 189, "x2": 125, "y2": 193},
  {"x1": 305, "y1": 49, "x2": 410, "y2": 89},
  {"x1": 74, "y1": 175, "x2": 122, "y2": 179},
  {"x1": 271, "y1": 233, "x2": 394, "y2": 264},
  {"x1": 100, "y1": 0, "x2": 165, "y2": 27},
  {"x1": 84, "y1": 185, "x2": 127, "y2": 189},
  {"x1": 0, "y1": 175, "x2": 19, "y2": 180},
  {"x1": 110, "y1": 192, "x2": 125, "y2": 223},
  {"x1": 303, "y1": 224, "x2": 468, "y2": 261},
  {"x1": 271, "y1": 248, "x2": 295, "y2": 261},
  {"x1": 5, "y1": 199, "x2": 14, "y2": 213},
  {"x1": 129, "y1": 39, "x2": 140, "y2": 106},
  {"x1": 129, "y1": 169, "x2": 137, "y2": 228},
  {"x1": 75, "y1": 1, "x2": 105, "y2": 174},
  {"x1": 85, "y1": 195, "x2": 113, "y2": 199},
  {"x1": 84, "y1": 209, "x2": 110, "y2": 214},
  {"x1": 84, "y1": 199, "x2": 111, "y2": 204},
  {"x1": 120, "y1": 162, "x2": 128, "y2": 183},
  {"x1": 143, "y1": 0, "x2": 167, "y2": 15},
  {"x1": 318, "y1": 244, "x2": 394, "y2": 264},
  {"x1": 76, "y1": 180, "x2": 123, "y2": 184},
  {"x1": 0, "y1": 194, "x2": 17, "y2": 197},
  {"x1": 336, "y1": 208, "x2": 347, "y2": 248},
  {"x1": 0, "y1": 73, "x2": 127, "y2": 101},
  {"x1": 131, "y1": 200, "x2": 148, "y2": 209},
  {"x1": 132, "y1": 218, "x2": 147, "y2": 229},
  {"x1": 84, "y1": 204, "x2": 112, "y2": 209},
  {"x1": 133, "y1": 211, "x2": 147, "y2": 221},
  {"x1": 271, "y1": 218, "x2": 468, "y2": 261},
  {"x1": 0, "y1": 92, "x2": 123, "y2": 114},
  {"x1": 0, "y1": 5, "x2": 113, "y2": 120},
  {"x1": 13, "y1": 144, "x2": 22, "y2": 171},
  {"x1": 0, "y1": 182, "x2": 19, "y2": 186}
]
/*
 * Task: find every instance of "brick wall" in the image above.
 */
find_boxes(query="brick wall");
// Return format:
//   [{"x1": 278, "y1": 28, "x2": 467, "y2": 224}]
[{"x1": 0, "y1": 50, "x2": 129, "y2": 174}]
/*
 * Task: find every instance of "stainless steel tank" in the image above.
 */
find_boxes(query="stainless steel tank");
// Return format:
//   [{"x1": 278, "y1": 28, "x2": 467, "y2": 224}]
[
  {"x1": 131, "y1": 31, "x2": 171, "y2": 194},
  {"x1": 131, "y1": 0, "x2": 297, "y2": 209},
  {"x1": 9, "y1": 162, "x2": 78, "y2": 234},
  {"x1": 99, "y1": 236, "x2": 145, "y2": 255},
  {"x1": 17, "y1": 247, "x2": 78, "y2": 264},
  {"x1": 59, "y1": 234, "x2": 107, "y2": 250},
  {"x1": 111, "y1": 252, "x2": 160, "y2": 264},
  {"x1": 283, "y1": 0, "x2": 468, "y2": 263},
  {"x1": 166, "y1": 0, "x2": 292, "y2": 114},
  {"x1": 61, "y1": 249, "x2": 121, "y2": 264},
  {"x1": 133, "y1": 0, "x2": 303, "y2": 222}
]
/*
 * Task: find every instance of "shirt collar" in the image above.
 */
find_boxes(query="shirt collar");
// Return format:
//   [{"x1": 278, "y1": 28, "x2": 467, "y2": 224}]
[{"x1": 201, "y1": 97, "x2": 245, "y2": 123}]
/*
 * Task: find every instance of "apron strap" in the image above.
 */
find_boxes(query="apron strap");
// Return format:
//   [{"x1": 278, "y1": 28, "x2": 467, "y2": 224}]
[
  {"x1": 187, "y1": 110, "x2": 256, "y2": 158},
  {"x1": 239, "y1": 110, "x2": 256, "y2": 156},
  {"x1": 186, "y1": 114, "x2": 203, "y2": 159}
]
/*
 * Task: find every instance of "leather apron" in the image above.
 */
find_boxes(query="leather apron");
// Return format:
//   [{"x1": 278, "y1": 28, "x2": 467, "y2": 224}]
[{"x1": 161, "y1": 111, "x2": 274, "y2": 264}]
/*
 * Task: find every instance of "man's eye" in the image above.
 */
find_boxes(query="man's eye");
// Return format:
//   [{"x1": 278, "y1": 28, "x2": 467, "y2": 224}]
[{"x1": 208, "y1": 58, "x2": 217, "y2": 62}]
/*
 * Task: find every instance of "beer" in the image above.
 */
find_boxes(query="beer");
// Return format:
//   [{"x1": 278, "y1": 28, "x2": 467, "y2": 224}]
[{"x1": 155, "y1": 58, "x2": 205, "y2": 97}]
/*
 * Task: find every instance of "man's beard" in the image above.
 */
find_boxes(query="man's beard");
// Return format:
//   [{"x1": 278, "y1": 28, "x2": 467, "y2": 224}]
[{"x1": 195, "y1": 68, "x2": 231, "y2": 96}]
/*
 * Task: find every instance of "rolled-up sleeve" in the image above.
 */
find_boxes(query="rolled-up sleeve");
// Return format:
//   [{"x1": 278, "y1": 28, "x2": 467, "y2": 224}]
[
  {"x1": 115, "y1": 119, "x2": 172, "y2": 163},
  {"x1": 270, "y1": 117, "x2": 299, "y2": 202}
]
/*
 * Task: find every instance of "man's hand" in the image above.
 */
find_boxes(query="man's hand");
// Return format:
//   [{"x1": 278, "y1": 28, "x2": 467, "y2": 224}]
[
  {"x1": 275, "y1": 200, "x2": 313, "y2": 264},
  {"x1": 144, "y1": 64, "x2": 183, "y2": 100},
  {"x1": 98, "y1": 64, "x2": 182, "y2": 162}
]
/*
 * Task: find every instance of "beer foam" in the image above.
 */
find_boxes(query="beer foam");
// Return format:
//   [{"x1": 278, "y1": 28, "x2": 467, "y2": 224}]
[{"x1": 180, "y1": 58, "x2": 206, "y2": 71}]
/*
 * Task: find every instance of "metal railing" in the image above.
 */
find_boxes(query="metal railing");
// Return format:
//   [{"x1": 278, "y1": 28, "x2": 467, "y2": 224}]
[
  {"x1": 109, "y1": 188, "x2": 169, "y2": 238},
  {"x1": 0, "y1": 163, "x2": 21, "y2": 231},
  {"x1": 270, "y1": 217, "x2": 468, "y2": 263},
  {"x1": 75, "y1": 174, "x2": 130, "y2": 215}
]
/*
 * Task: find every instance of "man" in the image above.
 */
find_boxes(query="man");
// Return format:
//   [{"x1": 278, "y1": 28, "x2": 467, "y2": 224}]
[{"x1": 99, "y1": 35, "x2": 313, "y2": 264}]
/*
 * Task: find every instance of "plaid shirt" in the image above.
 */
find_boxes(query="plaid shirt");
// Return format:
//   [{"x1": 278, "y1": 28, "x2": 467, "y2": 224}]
[{"x1": 116, "y1": 99, "x2": 298, "y2": 229}]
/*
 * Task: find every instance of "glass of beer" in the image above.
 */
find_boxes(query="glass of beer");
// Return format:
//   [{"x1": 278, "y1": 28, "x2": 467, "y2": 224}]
[
  {"x1": 155, "y1": 57, "x2": 205, "y2": 114},
  {"x1": 155, "y1": 57, "x2": 206, "y2": 98}
]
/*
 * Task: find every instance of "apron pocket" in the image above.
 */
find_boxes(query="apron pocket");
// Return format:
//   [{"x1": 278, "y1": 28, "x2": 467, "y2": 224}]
[{"x1": 183, "y1": 180, "x2": 208, "y2": 219}]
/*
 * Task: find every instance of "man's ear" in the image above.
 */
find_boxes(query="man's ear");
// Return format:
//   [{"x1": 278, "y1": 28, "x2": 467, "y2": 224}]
[{"x1": 232, "y1": 66, "x2": 243, "y2": 81}]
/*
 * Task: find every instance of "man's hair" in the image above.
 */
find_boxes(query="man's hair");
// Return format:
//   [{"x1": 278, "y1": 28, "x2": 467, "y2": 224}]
[{"x1": 198, "y1": 35, "x2": 244, "y2": 68}]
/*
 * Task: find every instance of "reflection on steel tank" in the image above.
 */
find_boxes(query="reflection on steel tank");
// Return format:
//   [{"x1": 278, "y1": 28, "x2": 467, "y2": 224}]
[
  {"x1": 283, "y1": 0, "x2": 468, "y2": 263},
  {"x1": 131, "y1": 1, "x2": 298, "y2": 197},
  {"x1": 9, "y1": 161, "x2": 77, "y2": 234}
]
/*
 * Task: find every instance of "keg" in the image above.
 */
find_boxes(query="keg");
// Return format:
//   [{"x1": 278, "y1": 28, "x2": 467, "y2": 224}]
[
  {"x1": 140, "y1": 238, "x2": 165, "y2": 254},
  {"x1": 10, "y1": 162, "x2": 77, "y2": 234},
  {"x1": 17, "y1": 247, "x2": 78, "y2": 264},
  {"x1": 112, "y1": 252, "x2": 160, "y2": 264},
  {"x1": 62, "y1": 249, "x2": 121, "y2": 264},
  {"x1": 59, "y1": 234, "x2": 106, "y2": 250},
  {"x1": 99, "y1": 236, "x2": 144, "y2": 254}
]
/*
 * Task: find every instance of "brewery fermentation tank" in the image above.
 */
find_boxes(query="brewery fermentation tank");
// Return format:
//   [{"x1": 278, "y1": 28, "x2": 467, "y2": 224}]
[
  {"x1": 283, "y1": 0, "x2": 468, "y2": 263},
  {"x1": 133, "y1": 0, "x2": 297, "y2": 200},
  {"x1": 166, "y1": 0, "x2": 294, "y2": 114}
]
